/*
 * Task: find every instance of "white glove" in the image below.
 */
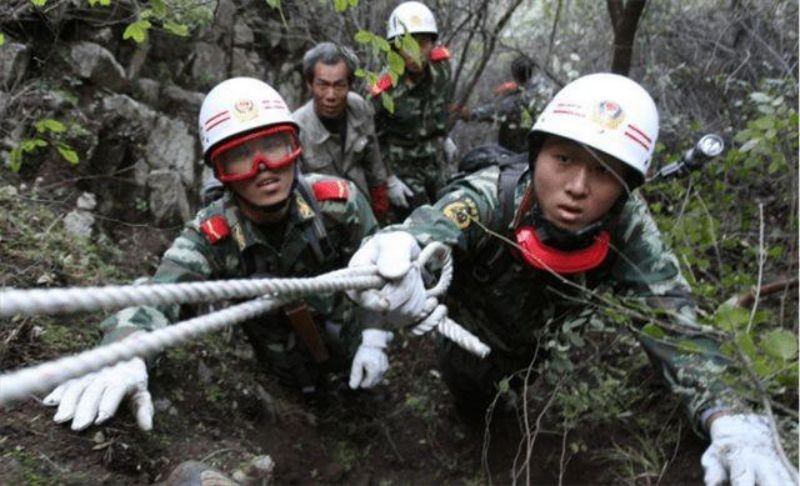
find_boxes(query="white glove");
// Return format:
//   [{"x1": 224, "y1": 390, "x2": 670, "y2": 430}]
[
  {"x1": 387, "y1": 175, "x2": 414, "y2": 208},
  {"x1": 701, "y1": 413, "x2": 797, "y2": 486},
  {"x1": 43, "y1": 357, "x2": 154, "y2": 432},
  {"x1": 349, "y1": 329, "x2": 394, "y2": 389},
  {"x1": 347, "y1": 232, "x2": 429, "y2": 328},
  {"x1": 443, "y1": 137, "x2": 458, "y2": 165}
]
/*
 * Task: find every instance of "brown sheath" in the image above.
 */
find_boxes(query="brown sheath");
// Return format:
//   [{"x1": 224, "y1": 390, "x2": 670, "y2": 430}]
[{"x1": 284, "y1": 303, "x2": 330, "y2": 363}]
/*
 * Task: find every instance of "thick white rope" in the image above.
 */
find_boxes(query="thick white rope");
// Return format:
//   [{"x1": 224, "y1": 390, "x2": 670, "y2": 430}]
[
  {"x1": 0, "y1": 296, "x2": 289, "y2": 405},
  {"x1": 0, "y1": 267, "x2": 381, "y2": 318},
  {"x1": 0, "y1": 243, "x2": 491, "y2": 405}
]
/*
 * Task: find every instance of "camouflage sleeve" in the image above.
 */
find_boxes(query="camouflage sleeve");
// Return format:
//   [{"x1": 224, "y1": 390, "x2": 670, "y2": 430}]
[
  {"x1": 611, "y1": 195, "x2": 743, "y2": 436},
  {"x1": 98, "y1": 221, "x2": 224, "y2": 345},
  {"x1": 388, "y1": 166, "x2": 502, "y2": 252}
]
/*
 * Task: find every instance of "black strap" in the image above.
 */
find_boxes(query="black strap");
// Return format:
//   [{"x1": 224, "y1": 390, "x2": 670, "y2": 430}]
[{"x1": 295, "y1": 176, "x2": 340, "y2": 265}]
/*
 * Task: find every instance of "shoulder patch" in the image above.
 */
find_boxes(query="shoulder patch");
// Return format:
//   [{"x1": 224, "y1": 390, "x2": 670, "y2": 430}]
[
  {"x1": 313, "y1": 180, "x2": 351, "y2": 202},
  {"x1": 442, "y1": 198, "x2": 479, "y2": 230},
  {"x1": 430, "y1": 46, "x2": 451, "y2": 62},
  {"x1": 370, "y1": 74, "x2": 394, "y2": 97},
  {"x1": 200, "y1": 215, "x2": 230, "y2": 244}
]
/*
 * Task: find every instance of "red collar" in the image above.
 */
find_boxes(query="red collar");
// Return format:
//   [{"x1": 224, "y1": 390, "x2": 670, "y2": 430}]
[{"x1": 515, "y1": 227, "x2": 611, "y2": 274}]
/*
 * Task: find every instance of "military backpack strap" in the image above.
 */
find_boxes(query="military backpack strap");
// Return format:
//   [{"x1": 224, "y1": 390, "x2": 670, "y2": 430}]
[
  {"x1": 469, "y1": 154, "x2": 529, "y2": 284},
  {"x1": 296, "y1": 176, "x2": 340, "y2": 265}
]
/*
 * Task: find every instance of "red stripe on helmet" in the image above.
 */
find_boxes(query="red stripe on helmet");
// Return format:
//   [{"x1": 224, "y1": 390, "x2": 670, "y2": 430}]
[
  {"x1": 624, "y1": 131, "x2": 650, "y2": 150},
  {"x1": 205, "y1": 111, "x2": 230, "y2": 128},
  {"x1": 205, "y1": 115, "x2": 231, "y2": 132},
  {"x1": 552, "y1": 109, "x2": 585, "y2": 117},
  {"x1": 627, "y1": 124, "x2": 652, "y2": 143}
]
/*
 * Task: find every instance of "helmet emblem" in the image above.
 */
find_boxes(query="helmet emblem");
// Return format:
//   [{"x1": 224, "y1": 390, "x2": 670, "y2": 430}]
[
  {"x1": 591, "y1": 100, "x2": 625, "y2": 130},
  {"x1": 410, "y1": 14, "x2": 423, "y2": 26},
  {"x1": 233, "y1": 99, "x2": 258, "y2": 122}
]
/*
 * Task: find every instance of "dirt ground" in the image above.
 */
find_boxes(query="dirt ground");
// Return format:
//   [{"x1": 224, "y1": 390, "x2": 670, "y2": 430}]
[{"x1": 0, "y1": 326, "x2": 707, "y2": 485}]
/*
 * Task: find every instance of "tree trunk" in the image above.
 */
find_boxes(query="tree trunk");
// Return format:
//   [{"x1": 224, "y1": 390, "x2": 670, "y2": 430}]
[{"x1": 606, "y1": 0, "x2": 647, "y2": 75}]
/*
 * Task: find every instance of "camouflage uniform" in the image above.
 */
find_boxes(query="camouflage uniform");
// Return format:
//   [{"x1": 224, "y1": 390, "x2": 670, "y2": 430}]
[
  {"x1": 468, "y1": 79, "x2": 548, "y2": 153},
  {"x1": 99, "y1": 174, "x2": 378, "y2": 390},
  {"x1": 293, "y1": 92, "x2": 388, "y2": 200},
  {"x1": 371, "y1": 47, "x2": 454, "y2": 208},
  {"x1": 391, "y1": 165, "x2": 737, "y2": 434}
]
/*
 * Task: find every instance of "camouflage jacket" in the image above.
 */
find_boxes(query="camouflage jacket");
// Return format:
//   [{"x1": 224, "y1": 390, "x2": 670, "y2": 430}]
[
  {"x1": 100, "y1": 174, "x2": 378, "y2": 346},
  {"x1": 293, "y1": 92, "x2": 388, "y2": 199},
  {"x1": 370, "y1": 47, "x2": 454, "y2": 174},
  {"x1": 391, "y1": 165, "x2": 738, "y2": 434}
]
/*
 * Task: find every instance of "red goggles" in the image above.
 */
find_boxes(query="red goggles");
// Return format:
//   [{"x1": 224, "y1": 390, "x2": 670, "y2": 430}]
[{"x1": 210, "y1": 125, "x2": 302, "y2": 183}]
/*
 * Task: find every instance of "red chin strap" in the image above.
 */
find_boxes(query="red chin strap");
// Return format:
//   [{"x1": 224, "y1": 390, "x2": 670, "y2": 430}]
[{"x1": 515, "y1": 227, "x2": 611, "y2": 274}]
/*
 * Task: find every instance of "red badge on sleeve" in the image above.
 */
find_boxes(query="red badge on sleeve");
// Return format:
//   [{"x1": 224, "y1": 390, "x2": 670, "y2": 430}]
[
  {"x1": 200, "y1": 215, "x2": 230, "y2": 244},
  {"x1": 370, "y1": 74, "x2": 394, "y2": 97},
  {"x1": 313, "y1": 180, "x2": 350, "y2": 202},
  {"x1": 430, "y1": 46, "x2": 451, "y2": 62}
]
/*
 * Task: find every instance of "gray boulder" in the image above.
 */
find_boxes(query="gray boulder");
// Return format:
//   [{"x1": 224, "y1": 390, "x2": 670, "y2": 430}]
[{"x1": 69, "y1": 41, "x2": 127, "y2": 92}]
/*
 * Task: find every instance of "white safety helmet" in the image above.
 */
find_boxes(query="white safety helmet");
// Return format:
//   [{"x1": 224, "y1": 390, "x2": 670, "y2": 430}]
[
  {"x1": 387, "y1": 1, "x2": 438, "y2": 40},
  {"x1": 198, "y1": 77, "x2": 298, "y2": 162},
  {"x1": 529, "y1": 73, "x2": 659, "y2": 186}
]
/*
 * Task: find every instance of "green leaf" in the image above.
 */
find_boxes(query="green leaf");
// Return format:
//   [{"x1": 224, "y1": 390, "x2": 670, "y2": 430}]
[
  {"x1": 400, "y1": 34, "x2": 420, "y2": 65},
  {"x1": 354, "y1": 30, "x2": 373, "y2": 44},
  {"x1": 381, "y1": 92, "x2": 395, "y2": 114},
  {"x1": 31, "y1": 0, "x2": 47, "y2": 6},
  {"x1": 387, "y1": 50, "x2": 405, "y2": 76},
  {"x1": 641, "y1": 323, "x2": 666, "y2": 339},
  {"x1": 734, "y1": 333, "x2": 758, "y2": 359},
  {"x1": 348, "y1": 0, "x2": 359, "y2": 6},
  {"x1": 334, "y1": 0, "x2": 348, "y2": 12},
  {"x1": 498, "y1": 377, "x2": 510, "y2": 393},
  {"x1": 35, "y1": 118, "x2": 66, "y2": 134},
  {"x1": 163, "y1": 22, "x2": 189, "y2": 37},
  {"x1": 354, "y1": 68, "x2": 366, "y2": 78},
  {"x1": 9, "y1": 147, "x2": 23, "y2": 172},
  {"x1": 739, "y1": 138, "x2": 760, "y2": 152},
  {"x1": 88, "y1": 0, "x2": 112, "y2": 6},
  {"x1": 752, "y1": 116, "x2": 775, "y2": 130},
  {"x1": 22, "y1": 138, "x2": 47, "y2": 151},
  {"x1": 0, "y1": 33, "x2": 5, "y2": 47},
  {"x1": 56, "y1": 144, "x2": 79, "y2": 165},
  {"x1": 761, "y1": 329, "x2": 798, "y2": 361},
  {"x1": 150, "y1": 0, "x2": 167, "y2": 17},
  {"x1": 374, "y1": 37, "x2": 390, "y2": 53},
  {"x1": 677, "y1": 340, "x2": 703, "y2": 354},
  {"x1": 123, "y1": 20, "x2": 152, "y2": 44},
  {"x1": 265, "y1": 0, "x2": 281, "y2": 9}
]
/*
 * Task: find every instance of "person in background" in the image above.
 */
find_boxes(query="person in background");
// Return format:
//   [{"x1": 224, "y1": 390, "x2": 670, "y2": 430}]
[
  {"x1": 458, "y1": 55, "x2": 548, "y2": 153},
  {"x1": 370, "y1": 1, "x2": 455, "y2": 220},
  {"x1": 293, "y1": 42, "x2": 393, "y2": 221}
]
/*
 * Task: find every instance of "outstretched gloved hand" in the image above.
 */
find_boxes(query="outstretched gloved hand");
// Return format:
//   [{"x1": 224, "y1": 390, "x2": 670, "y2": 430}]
[
  {"x1": 347, "y1": 232, "x2": 429, "y2": 329},
  {"x1": 701, "y1": 413, "x2": 797, "y2": 486},
  {"x1": 387, "y1": 175, "x2": 414, "y2": 208},
  {"x1": 349, "y1": 329, "x2": 394, "y2": 389},
  {"x1": 43, "y1": 357, "x2": 154, "y2": 431}
]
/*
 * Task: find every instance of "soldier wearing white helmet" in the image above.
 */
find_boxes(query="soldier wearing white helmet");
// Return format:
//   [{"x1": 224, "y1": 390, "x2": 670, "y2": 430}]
[
  {"x1": 42, "y1": 78, "x2": 391, "y2": 433},
  {"x1": 370, "y1": 1, "x2": 456, "y2": 220},
  {"x1": 348, "y1": 73, "x2": 797, "y2": 486}
]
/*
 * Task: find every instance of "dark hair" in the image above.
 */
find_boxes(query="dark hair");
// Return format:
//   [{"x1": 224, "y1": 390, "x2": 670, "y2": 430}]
[
  {"x1": 510, "y1": 55, "x2": 535, "y2": 84},
  {"x1": 302, "y1": 42, "x2": 359, "y2": 85}
]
